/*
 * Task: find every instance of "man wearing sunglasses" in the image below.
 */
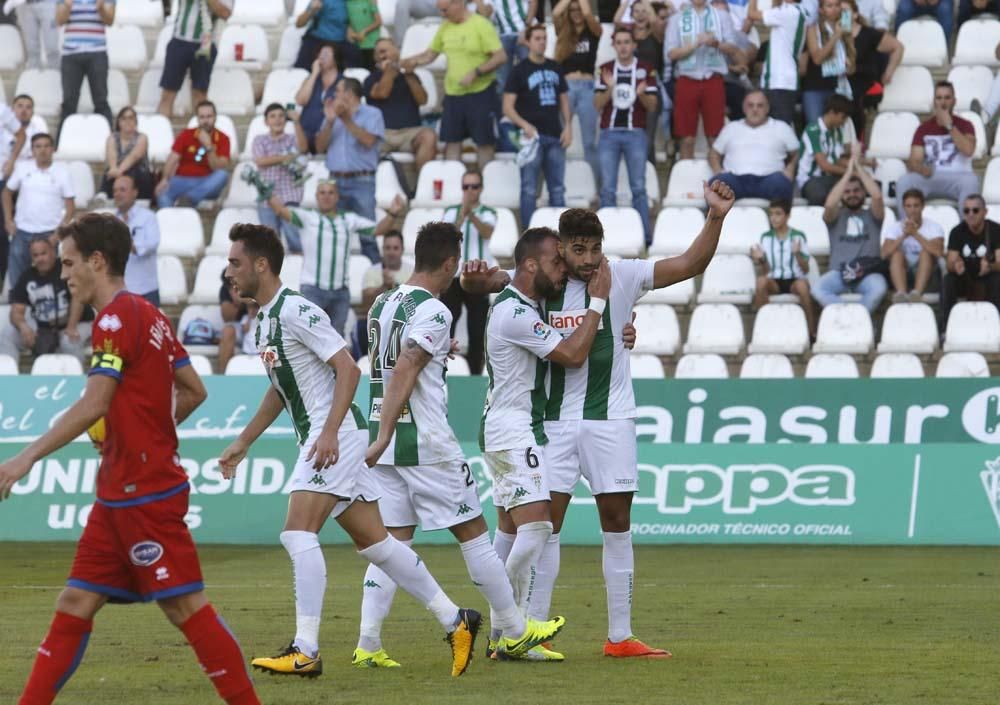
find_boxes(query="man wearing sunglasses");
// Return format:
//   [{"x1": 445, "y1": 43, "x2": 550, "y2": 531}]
[
  {"x1": 439, "y1": 170, "x2": 495, "y2": 375},
  {"x1": 941, "y1": 195, "x2": 1000, "y2": 329}
]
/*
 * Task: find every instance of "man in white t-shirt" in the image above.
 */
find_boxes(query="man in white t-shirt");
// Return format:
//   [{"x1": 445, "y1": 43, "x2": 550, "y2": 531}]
[
  {"x1": 881, "y1": 188, "x2": 944, "y2": 303},
  {"x1": 747, "y1": 0, "x2": 807, "y2": 125},
  {"x1": 1, "y1": 133, "x2": 75, "y2": 290},
  {"x1": 709, "y1": 90, "x2": 798, "y2": 201}
]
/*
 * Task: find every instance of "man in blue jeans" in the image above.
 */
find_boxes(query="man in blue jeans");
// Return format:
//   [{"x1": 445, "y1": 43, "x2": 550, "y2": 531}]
[
  {"x1": 594, "y1": 27, "x2": 659, "y2": 244},
  {"x1": 155, "y1": 100, "x2": 231, "y2": 208},
  {"x1": 503, "y1": 25, "x2": 571, "y2": 226}
]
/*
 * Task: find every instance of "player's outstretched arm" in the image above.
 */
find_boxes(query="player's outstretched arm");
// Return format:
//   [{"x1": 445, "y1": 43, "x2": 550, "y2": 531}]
[
  {"x1": 174, "y1": 364, "x2": 208, "y2": 424},
  {"x1": 0, "y1": 375, "x2": 117, "y2": 500},
  {"x1": 306, "y1": 348, "x2": 361, "y2": 470},
  {"x1": 365, "y1": 340, "x2": 432, "y2": 466},
  {"x1": 547, "y1": 257, "x2": 612, "y2": 369},
  {"x1": 219, "y1": 387, "x2": 284, "y2": 479},
  {"x1": 651, "y1": 180, "x2": 735, "y2": 290},
  {"x1": 460, "y1": 260, "x2": 509, "y2": 295}
]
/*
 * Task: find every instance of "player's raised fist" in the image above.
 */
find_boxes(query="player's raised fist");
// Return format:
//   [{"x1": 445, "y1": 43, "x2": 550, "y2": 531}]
[{"x1": 704, "y1": 180, "x2": 735, "y2": 217}]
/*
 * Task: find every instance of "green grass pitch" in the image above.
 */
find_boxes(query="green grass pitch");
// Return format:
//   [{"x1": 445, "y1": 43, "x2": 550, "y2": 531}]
[{"x1": 1, "y1": 543, "x2": 998, "y2": 705}]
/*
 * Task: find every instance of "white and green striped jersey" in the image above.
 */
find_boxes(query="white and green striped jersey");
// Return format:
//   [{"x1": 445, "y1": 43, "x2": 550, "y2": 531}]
[
  {"x1": 797, "y1": 116, "x2": 849, "y2": 188},
  {"x1": 761, "y1": 3, "x2": 806, "y2": 91},
  {"x1": 255, "y1": 286, "x2": 365, "y2": 446},
  {"x1": 171, "y1": 0, "x2": 232, "y2": 42},
  {"x1": 290, "y1": 207, "x2": 375, "y2": 291},
  {"x1": 759, "y1": 228, "x2": 809, "y2": 279},
  {"x1": 441, "y1": 204, "x2": 497, "y2": 270},
  {"x1": 543, "y1": 259, "x2": 654, "y2": 421},
  {"x1": 490, "y1": 0, "x2": 531, "y2": 36},
  {"x1": 368, "y1": 284, "x2": 463, "y2": 466},
  {"x1": 480, "y1": 285, "x2": 561, "y2": 452}
]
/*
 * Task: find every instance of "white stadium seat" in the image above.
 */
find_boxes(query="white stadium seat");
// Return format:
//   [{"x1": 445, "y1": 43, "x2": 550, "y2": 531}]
[
  {"x1": 596, "y1": 208, "x2": 644, "y2": 257},
  {"x1": 873, "y1": 158, "x2": 907, "y2": 207},
  {"x1": 0, "y1": 24, "x2": 25, "y2": 70},
  {"x1": 683, "y1": 303, "x2": 745, "y2": 355},
  {"x1": 178, "y1": 305, "x2": 224, "y2": 356},
  {"x1": 631, "y1": 305, "x2": 681, "y2": 355},
  {"x1": 229, "y1": 0, "x2": 286, "y2": 27},
  {"x1": 813, "y1": 303, "x2": 874, "y2": 354},
  {"x1": 106, "y1": 24, "x2": 148, "y2": 71},
  {"x1": 402, "y1": 207, "x2": 443, "y2": 243},
  {"x1": 558, "y1": 159, "x2": 597, "y2": 207},
  {"x1": 447, "y1": 355, "x2": 471, "y2": 376},
  {"x1": 379, "y1": 0, "x2": 399, "y2": 27},
  {"x1": 207, "y1": 68, "x2": 256, "y2": 116},
  {"x1": 527, "y1": 206, "x2": 567, "y2": 231},
  {"x1": 114, "y1": 0, "x2": 164, "y2": 27},
  {"x1": 629, "y1": 353, "x2": 665, "y2": 378},
  {"x1": 614, "y1": 160, "x2": 659, "y2": 208},
  {"x1": 401, "y1": 22, "x2": 446, "y2": 71},
  {"x1": 57, "y1": 115, "x2": 111, "y2": 162},
  {"x1": 241, "y1": 113, "x2": 298, "y2": 160},
  {"x1": 957, "y1": 111, "x2": 988, "y2": 160},
  {"x1": 137, "y1": 113, "x2": 175, "y2": 163},
  {"x1": 489, "y1": 208, "x2": 519, "y2": 260},
  {"x1": 719, "y1": 206, "x2": 768, "y2": 255},
  {"x1": 675, "y1": 353, "x2": 729, "y2": 378},
  {"x1": 156, "y1": 208, "x2": 205, "y2": 257},
  {"x1": 896, "y1": 20, "x2": 947, "y2": 68},
  {"x1": 879, "y1": 66, "x2": 934, "y2": 113},
  {"x1": 208, "y1": 208, "x2": 259, "y2": 255},
  {"x1": 877, "y1": 302, "x2": 939, "y2": 353},
  {"x1": 948, "y1": 66, "x2": 993, "y2": 111},
  {"x1": 188, "y1": 354, "x2": 214, "y2": 376},
  {"x1": 257, "y1": 68, "x2": 309, "y2": 113},
  {"x1": 650, "y1": 207, "x2": 705, "y2": 256},
  {"x1": 662, "y1": 159, "x2": 712, "y2": 208},
  {"x1": 0, "y1": 354, "x2": 18, "y2": 375},
  {"x1": 984, "y1": 158, "x2": 1000, "y2": 204},
  {"x1": 870, "y1": 353, "x2": 925, "y2": 378},
  {"x1": 216, "y1": 24, "x2": 271, "y2": 68},
  {"x1": 640, "y1": 258, "x2": 695, "y2": 305},
  {"x1": 66, "y1": 161, "x2": 95, "y2": 208},
  {"x1": 137, "y1": 69, "x2": 191, "y2": 117},
  {"x1": 344, "y1": 68, "x2": 371, "y2": 85},
  {"x1": 596, "y1": 23, "x2": 615, "y2": 65},
  {"x1": 356, "y1": 355, "x2": 371, "y2": 375},
  {"x1": 31, "y1": 354, "x2": 83, "y2": 375},
  {"x1": 943, "y1": 302, "x2": 1000, "y2": 352},
  {"x1": 922, "y1": 204, "x2": 960, "y2": 235},
  {"x1": 739, "y1": 353, "x2": 794, "y2": 378},
  {"x1": 15, "y1": 69, "x2": 63, "y2": 117},
  {"x1": 953, "y1": 18, "x2": 1000, "y2": 67},
  {"x1": 788, "y1": 205, "x2": 830, "y2": 256},
  {"x1": 415, "y1": 68, "x2": 440, "y2": 115},
  {"x1": 868, "y1": 112, "x2": 920, "y2": 160},
  {"x1": 274, "y1": 25, "x2": 305, "y2": 69},
  {"x1": 282, "y1": 255, "x2": 304, "y2": 291},
  {"x1": 805, "y1": 353, "x2": 859, "y2": 378},
  {"x1": 224, "y1": 161, "x2": 259, "y2": 208},
  {"x1": 697, "y1": 254, "x2": 754, "y2": 304},
  {"x1": 412, "y1": 160, "x2": 466, "y2": 207},
  {"x1": 372, "y1": 163, "x2": 406, "y2": 213},
  {"x1": 482, "y1": 160, "x2": 520, "y2": 210},
  {"x1": 747, "y1": 303, "x2": 810, "y2": 355},
  {"x1": 349, "y1": 255, "x2": 370, "y2": 305},
  {"x1": 936, "y1": 352, "x2": 990, "y2": 377},
  {"x1": 157, "y1": 255, "x2": 189, "y2": 305},
  {"x1": 226, "y1": 355, "x2": 266, "y2": 375},
  {"x1": 190, "y1": 256, "x2": 229, "y2": 304}
]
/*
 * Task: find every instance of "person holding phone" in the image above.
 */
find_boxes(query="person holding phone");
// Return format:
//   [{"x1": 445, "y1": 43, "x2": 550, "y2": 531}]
[{"x1": 155, "y1": 100, "x2": 232, "y2": 208}]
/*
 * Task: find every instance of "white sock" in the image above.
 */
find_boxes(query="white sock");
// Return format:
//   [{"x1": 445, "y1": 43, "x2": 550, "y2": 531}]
[
  {"x1": 489, "y1": 529, "x2": 518, "y2": 640},
  {"x1": 357, "y1": 539, "x2": 410, "y2": 652},
  {"x1": 528, "y1": 532, "x2": 561, "y2": 622},
  {"x1": 279, "y1": 530, "x2": 325, "y2": 657},
  {"x1": 603, "y1": 531, "x2": 634, "y2": 643},
  {"x1": 505, "y1": 521, "x2": 552, "y2": 612},
  {"x1": 358, "y1": 535, "x2": 460, "y2": 632},
  {"x1": 460, "y1": 533, "x2": 525, "y2": 640}
]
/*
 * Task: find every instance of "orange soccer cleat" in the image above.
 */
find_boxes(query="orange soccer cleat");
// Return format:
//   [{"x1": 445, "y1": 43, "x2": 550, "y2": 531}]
[{"x1": 603, "y1": 637, "x2": 672, "y2": 659}]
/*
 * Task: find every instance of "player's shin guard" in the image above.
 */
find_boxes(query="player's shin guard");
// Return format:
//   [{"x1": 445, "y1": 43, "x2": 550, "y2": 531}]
[
  {"x1": 18, "y1": 611, "x2": 92, "y2": 705},
  {"x1": 602, "y1": 531, "x2": 634, "y2": 643},
  {"x1": 505, "y1": 521, "x2": 553, "y2": 611},
  {"x1": 359, "y1": 536, "x2": 460, "y2": 631},
  {"x1": 357, "y1": 539, "x2": 409, "y2": 652},
  {"x1": 460, "y1": 533, "x2": 525, "y2": 638},
  {"x1": 180, "y1": 604, "x2": 260, "y2": 705},
  {"x1": 528, "y1": 532, "x2": 561, "y2": 622},
  {"x1": 279, "y1": 530, "x2": 326, "y2": 657}
]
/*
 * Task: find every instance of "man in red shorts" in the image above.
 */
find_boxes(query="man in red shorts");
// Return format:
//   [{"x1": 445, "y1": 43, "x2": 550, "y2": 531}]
[{"x1": 0, "y1": 213, "x2": 260, "y2": 705}]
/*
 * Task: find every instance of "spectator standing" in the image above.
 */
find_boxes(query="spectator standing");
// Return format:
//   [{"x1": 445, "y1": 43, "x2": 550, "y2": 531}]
[
  {"x1": 797, "y1": 93, "x2": 854, "y2": 205},
  {"x1": 347, "y1": 0, "x2": 382, "y2": 70},
  {"x1": 553, "y1": 0, "x2": 603, "y2": 188},
  {"x1": 100, "y1": 106, "x2": 154, "y2": 200},
  {"x1": 664, "y1": 0, "x2": 739, "y2": 160},
  {"x1": 844, "y1": 0, "x2": 901, "y2": 140},
  {"x1": 503, "y1": 25, "x2": 571, "y2": 226},
  {"x1": 751, "y1": 198, "x2": 816, "y2": 337},
  {"x1": 710, "y1": 90, "x2": 798, "y2": 200},
  {"x1": 894, "y1": 0, "x2": 952, "y2": 46},
  {"x1": 490, "y1": 0, "x2": 537, "y2": 94},
  {"x1": 401, "y1": 0, "x2": 508, "y2": 169},
  {"x1": 111, "y1": 174, "x2": 160, "y2": 305},
  {"x1": 252, "y1": 103, "x2": 308, "y2": 254},
  {"x1": 896, "y1": 81, "x2": 978, "y2": 218},
  {"x1": 617, "y1": 0, "x2": 665, "y2": 162},
  {"x1": 595, "y1": 27, "x2": 659, "y2": 244},
  {"x1": 294, "y1": 0, "x2": 362, "y2": 70},
  {"x1": 56, "y1": 0, "x2": 115, "y2": 137},
  {"x1": 14, "y1": 0, "x2": 59, "y2": 70},
  {"x1": 2, "y1": 133, "x2": 75, "y2": 289},
  {"x1": 814, "y1": 155, "x2": 888, "y2": 312},
  {"x1": 941, "y1": 195, "x2": 1000, "y2": 329},
  {"x1": 266, "y1": 181, "x2": 402, "y2": 336},
  {"x1": 717, "y1": 0, "x2": 759, "y2": 122},
  {"x1": 315, "y1": 78, "x2": 384, "y2": 262},
  {"x1": 746, "y1": 0, "x2": 807, "y2": 125},
  {"x1": 0, "y1": 238, "x2": 91, "y2": 362},
  {"x1": 156, "y1": 0, "x2": 233, "y2": 117},
  {"x1": 800, "y1": 0, "x2": 854, "y2": 126},
  {"x1": 881, "y1": 188, "x2": 944, "y2": 303},
  {"x1": 297, "y1": 43, "x2": 344, "y2": 154},
  {"x1": 363, "y1": 38, "x2": 437, "y2": 176},
  {"x1": 440, "y1": 171, "x2": 495, "y2": 375},
  {"x1": 155, "y1": 100, "x2": 231, "y2": 208},
  {"x1": 0, "y1": 98, "x2": 30, "y2": 287}
]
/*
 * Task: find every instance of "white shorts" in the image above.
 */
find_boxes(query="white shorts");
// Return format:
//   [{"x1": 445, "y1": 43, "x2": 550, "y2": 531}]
[
  {"x1": 374, "y1": 459, "x2": 484, "y2": 531},
  {"x1": 544, "y1": 419, "x2": 638, "y2": 495},
  {"x1": 484, "y1": 446, "x2": 550, "y2": 511},
  {"x1": 287, "y1": 428, "x2": 382, "y2": 518}
]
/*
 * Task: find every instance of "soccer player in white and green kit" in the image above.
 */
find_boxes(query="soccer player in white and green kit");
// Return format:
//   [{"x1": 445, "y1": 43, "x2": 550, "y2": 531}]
[
  {"x1": 358, "y1": 221, "x2": 566, "y2": 668},
  {"x1": 216, "y1": 223, "x2": 482, "y2": 679}
]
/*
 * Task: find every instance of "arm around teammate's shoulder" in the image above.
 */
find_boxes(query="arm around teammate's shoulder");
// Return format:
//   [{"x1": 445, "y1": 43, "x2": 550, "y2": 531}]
[{"x1": 547, "y1": 257, "x2": 611, "y2": 369}]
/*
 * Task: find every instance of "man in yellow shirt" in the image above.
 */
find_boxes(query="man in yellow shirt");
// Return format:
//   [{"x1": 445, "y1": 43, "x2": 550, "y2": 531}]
[{"x1": 401, "y1": 0, "x2": 507, "y2": 168}]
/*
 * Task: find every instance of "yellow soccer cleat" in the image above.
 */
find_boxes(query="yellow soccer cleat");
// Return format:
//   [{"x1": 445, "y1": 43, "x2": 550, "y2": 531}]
[
  {"x1": 445, "y1": 608, "x2": 482, "y2": 677},
  {"x1": 251, "y1": 642, "x2": 323, "y2": 677},
  {"x1": 352, "y1": 647, "x2": 401, "y2": 668},
  {"x1": 505, "y1": 643, "x2": 565, "y2": 662},
  {"x1": 497, "y1": 616, "x2": 566, "y2": 660}
]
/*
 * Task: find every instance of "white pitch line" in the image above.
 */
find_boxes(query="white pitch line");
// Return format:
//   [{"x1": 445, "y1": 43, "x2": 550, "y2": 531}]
[{"x1": 907, "y1": 453, "x2": 921, "y2": 539}]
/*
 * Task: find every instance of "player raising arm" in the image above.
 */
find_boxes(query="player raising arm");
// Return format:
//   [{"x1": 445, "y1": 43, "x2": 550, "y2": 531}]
[{"x1": 0, "y1": 213, "x2": 261, "y2": 705}]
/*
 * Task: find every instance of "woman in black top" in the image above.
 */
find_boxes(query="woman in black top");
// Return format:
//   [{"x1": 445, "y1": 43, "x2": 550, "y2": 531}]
[
  {"x1": 555, "y1": 0, "x2": 604, "y2": 186},
  {"x1": 843, "y1": 0, "x2": 902, "y2": 141}
]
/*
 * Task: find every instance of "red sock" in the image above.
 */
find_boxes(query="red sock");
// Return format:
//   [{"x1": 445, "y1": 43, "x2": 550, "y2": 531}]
[
  {"x1": 180, "y1": 603, "x2": 260, "y2": 705},
  {"x1": 19, "y1": 611, "x2": 93, "y2": 705}
]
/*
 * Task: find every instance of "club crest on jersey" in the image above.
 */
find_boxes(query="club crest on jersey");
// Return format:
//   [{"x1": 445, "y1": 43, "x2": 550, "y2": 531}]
[
  {"x1": 129, "y1": 541, "x2": 164, "y2": 566},
  {"x1": 260, "y1": 346, "x2": 282, "y2": 369},
  {"x1": 97, "y1": 314, "x2": 123, "y2": 332},
  {"x1": 532, "y1": 321, "x2": 552, "y2": 339},
  {"x1": 548, "y1": 309, "x2": 605, "y2": 335}
]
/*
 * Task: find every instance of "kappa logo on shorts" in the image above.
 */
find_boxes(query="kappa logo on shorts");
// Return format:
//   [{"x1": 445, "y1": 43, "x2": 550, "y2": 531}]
[
  {"x1": 308, "y1": 473, "x2": 326, "y2": 486},
  {"x1": 456, "y1": 503, "x2": 473, "y2": 516},
  {"x1": 129, "y1": 540, "x2": 164, "y2": 567},
  {"x1": 513, "y1": 487, "x2": 529, "y2": 500}
]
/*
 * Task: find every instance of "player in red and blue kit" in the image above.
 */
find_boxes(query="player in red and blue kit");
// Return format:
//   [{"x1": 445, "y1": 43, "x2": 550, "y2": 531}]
[{"x1": 0, "y1": 213, "x2": 260, "y2": 705}]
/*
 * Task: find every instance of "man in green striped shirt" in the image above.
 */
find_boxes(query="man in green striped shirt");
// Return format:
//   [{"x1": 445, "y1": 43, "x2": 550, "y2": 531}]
[
  {"x1": 157, "y1": 0, "x2": 233, "y2": 117},
  {"x1": 796, "y1": 94, "x2": 854, "y2": 206},
  {"x1": 269, "y1": 181, "x2": 403, "y2": 336}
]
